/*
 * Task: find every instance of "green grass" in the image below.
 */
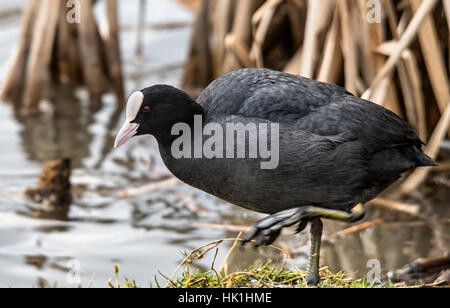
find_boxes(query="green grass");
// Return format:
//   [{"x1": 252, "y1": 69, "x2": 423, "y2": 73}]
[
  {"x1": 166, "y1": 262, "x2": 395, "y2": 288},
  {"x1": 109, "y1": 262, "x2": 397, "y2": 288},
  {"x1": 107, "y1": 236, "x2": 401, "y2": 288}
]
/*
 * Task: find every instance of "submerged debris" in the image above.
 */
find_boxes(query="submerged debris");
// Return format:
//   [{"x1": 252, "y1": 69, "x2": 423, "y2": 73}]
[
  {"x1": 388, "y1": 253, "x2": 450, "y2": 285},
  {"x1": 24, "y1": 158, "x2": 72, "y2": 219}
]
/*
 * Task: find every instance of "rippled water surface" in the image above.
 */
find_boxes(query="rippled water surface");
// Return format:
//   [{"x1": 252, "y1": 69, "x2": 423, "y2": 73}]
[{"x1": 0, "y1": 1, "x2": 448, "y2": 288}]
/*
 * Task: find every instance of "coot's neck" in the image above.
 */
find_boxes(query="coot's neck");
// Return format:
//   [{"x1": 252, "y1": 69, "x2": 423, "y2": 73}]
[
  {"x1": 152, "y1": 97, "x2": 205, "y2": 147},
  {"x1": 157, "y1": 129, "x2": 206, "y2": 188},
  {"x1": 153, "y1": 96, "x2": 206, "y2": 186}
]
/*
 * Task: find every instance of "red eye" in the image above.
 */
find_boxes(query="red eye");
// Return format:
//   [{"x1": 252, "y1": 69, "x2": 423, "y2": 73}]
[{"x1": 143, "y1": 106, "x2": 150, "y2": 113}]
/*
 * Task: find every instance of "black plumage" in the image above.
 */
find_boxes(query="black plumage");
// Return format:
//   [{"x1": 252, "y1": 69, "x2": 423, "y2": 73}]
[
  {"x1": 148, "y1": 69, "x2": 433, "y2": 213},
  {"x1": 115, "y1": 68, "x2": 435, "y2": 285}
]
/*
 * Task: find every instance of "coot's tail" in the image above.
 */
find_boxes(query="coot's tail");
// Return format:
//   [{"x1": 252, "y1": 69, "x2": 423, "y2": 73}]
[{"x1": 402, "y1": 146, "x2": 437, "y2": 167}]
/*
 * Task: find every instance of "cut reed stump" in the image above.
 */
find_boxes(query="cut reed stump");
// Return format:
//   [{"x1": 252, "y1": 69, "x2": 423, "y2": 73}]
[
  {"x1": 183, "y1": 0, "x2": 450, "y2": 197},
  {"x1": 0, "y1": 0, "x2": 125, "y2": 113},
  {"x1": 25, "y1": 158, "x2": 72, "y2": 219}
]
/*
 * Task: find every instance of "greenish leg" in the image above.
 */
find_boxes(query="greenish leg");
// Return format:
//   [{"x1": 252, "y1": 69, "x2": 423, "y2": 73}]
[
  {"x1": 306, "y1": 218, "x2": 323, "y2": 286},
  {"x1": 305, "y1": 204, "x2": 365, "y2": 286},
  {"x1": 310, "y1": 203, "x2": 365, "y2": 223},
  {"x1": 242, "y1": 203, "x2": 366, "y2": 286}
]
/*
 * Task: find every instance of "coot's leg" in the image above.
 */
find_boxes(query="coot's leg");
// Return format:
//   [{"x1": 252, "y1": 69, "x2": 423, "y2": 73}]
[
  {"x1": 307, "y1": 218, "x2": 323, "y2": 286},
  {"x1": 241, "y1": 203, "x2": 365, "y2": 285},
  {"x1": 312, "y1": 203, "x2": 365, "y2": 223},
  {"x1": 242, "y1": 203, "x2": 365, "y2": 247}
]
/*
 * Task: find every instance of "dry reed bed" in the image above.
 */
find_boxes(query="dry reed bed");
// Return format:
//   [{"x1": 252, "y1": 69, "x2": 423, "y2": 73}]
[{"x1": 182, "y1": 0, "x2": 450, "y2": 205}]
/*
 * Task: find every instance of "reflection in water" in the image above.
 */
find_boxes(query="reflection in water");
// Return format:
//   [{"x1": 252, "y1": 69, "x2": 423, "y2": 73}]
[
  {"x1": 13, "y1": 84, "x2": 123, "y2": 169},
  {"x1": 13, "y1": 85, "x2": 94, "y2": 168}
]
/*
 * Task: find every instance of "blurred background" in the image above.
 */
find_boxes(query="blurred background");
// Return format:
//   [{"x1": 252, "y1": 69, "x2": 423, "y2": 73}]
[{"x1": 0, "y1": 0, "x2": 448, "y2": 287}]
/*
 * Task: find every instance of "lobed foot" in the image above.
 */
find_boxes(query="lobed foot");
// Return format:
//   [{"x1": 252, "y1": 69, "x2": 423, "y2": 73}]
[
  {"x1": 241, "y1": 204, "x2": 365, "y2": 286},
  {"x1": 241, "y1": 208, "x2": 309, "y2": 248}
]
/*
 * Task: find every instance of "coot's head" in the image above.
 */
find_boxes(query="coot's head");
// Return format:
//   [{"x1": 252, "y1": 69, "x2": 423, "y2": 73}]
[{"x1": 114, "y1": 85, "x2": 203, "y2": 148}]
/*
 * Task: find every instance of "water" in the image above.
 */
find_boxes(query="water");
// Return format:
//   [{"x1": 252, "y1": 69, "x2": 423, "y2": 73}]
[{"x1": 0, "y1": 1, "x2": 448, "y2": 288}]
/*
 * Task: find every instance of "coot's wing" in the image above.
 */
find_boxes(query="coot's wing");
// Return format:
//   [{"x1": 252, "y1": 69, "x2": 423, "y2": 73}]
[
  {"x1": 239, "y1": 89, "x2": 421, "y2": 154},
  {"x1": 293, "y1": 97, "x2": 422, "y2": 151},
  {"x1": 198, "y1": 68, "x2": 350, "y2": 120},
  {"x1": 199, "y1": 68, "x2": 421, "y2": 154}
]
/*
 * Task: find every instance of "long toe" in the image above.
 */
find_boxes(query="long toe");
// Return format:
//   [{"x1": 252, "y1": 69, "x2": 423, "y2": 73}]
[
  {"x1": 252, "y1": 229, "x2": 281, "y2": 248},
  {"x1": 263, "y1": 229, "x2": 281, "y2": 246},
  {"x1": 241, "y1": 227, "x2": 260, "y2": 247},
  {"x1": 242, "y1": 208, "x2": 309, "y2": 248},
  {"x1": 295, "y1": 219, "x2": 308, "y2": 234}
]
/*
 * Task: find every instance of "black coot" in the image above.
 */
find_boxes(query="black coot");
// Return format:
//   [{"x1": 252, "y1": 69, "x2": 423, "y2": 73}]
[{"x1": 114, "y1": 68, "x2": 435, "y2": 285}]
